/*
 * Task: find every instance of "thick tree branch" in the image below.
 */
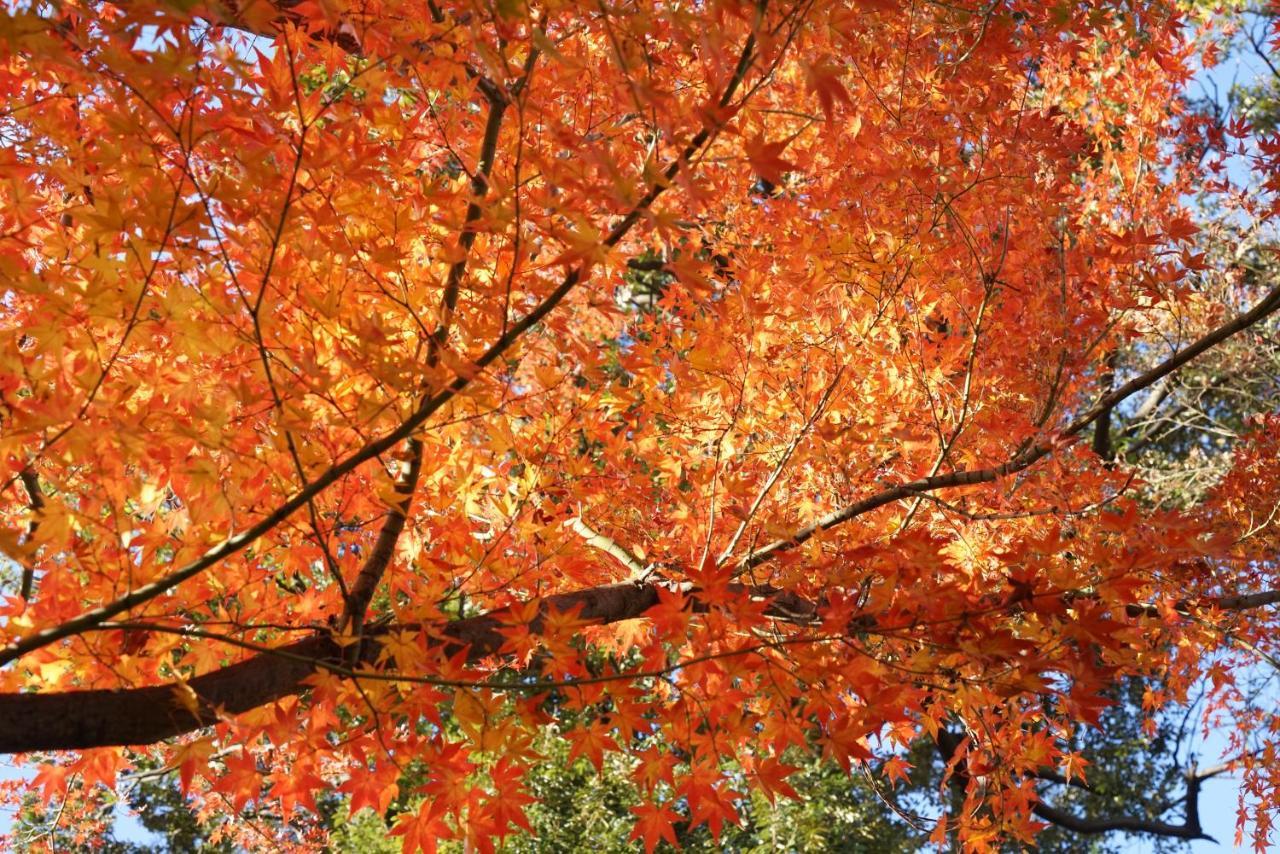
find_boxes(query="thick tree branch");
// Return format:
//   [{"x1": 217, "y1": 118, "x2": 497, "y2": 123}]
[
  {"x1": 1, "y1": 576, "x2": 1273, "y2": 753},
  {"x1": 1091, "y1": 352, "x2": 1118, "y2": 461},
  {"x1": 1032, "y1": 773, "x2": 1214, "y2": 843},
  {"x1": 1218, "y1": 588, "x2": 1280, "y2": 610},
  {"x1": 1125, "y1": 587, "x2": 1280, "y2": 618},
  {"x1": 0, "y1": 582, "x2": 651, "y2": 751},
  {"x1": 0, "y1": 579, "x2": 812, "y2": 752}
]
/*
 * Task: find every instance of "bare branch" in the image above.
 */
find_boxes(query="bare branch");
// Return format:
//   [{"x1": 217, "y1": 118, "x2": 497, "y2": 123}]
[
  {"x1": 1032, "y1": 772, "x2": 1214, "y2": 843},
  {"x1": 568, "y1": 516, "x2": 647, "y2": 578}
]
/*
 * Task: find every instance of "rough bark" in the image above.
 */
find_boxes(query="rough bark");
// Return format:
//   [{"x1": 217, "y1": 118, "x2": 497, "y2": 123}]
[
  {"x1": 0, "y1": 581, "x2": 662, "y2": 752},
  {"x1": 0, "y1": 581, "x2": 1271, "y2": 753}
]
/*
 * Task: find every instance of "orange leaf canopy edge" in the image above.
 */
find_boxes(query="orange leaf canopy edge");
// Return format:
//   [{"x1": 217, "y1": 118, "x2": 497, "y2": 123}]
[{"x1": 1, "y1": 0, "x2": 1280, "y2": 850}]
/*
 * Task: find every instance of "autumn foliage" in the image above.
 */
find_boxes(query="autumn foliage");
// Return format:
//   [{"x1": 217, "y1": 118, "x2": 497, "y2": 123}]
[{"x1": 2, "y1": 0, "x2": 1280, "y2": 850}]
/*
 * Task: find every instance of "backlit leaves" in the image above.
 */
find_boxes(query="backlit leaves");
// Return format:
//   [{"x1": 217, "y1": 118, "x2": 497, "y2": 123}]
[{"x1": 2, "y1": 0, "x2": 1280, "y2": 851}]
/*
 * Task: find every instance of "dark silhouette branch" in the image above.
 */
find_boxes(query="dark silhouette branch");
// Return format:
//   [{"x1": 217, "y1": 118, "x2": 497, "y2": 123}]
[
  {"x1": 0, "y1": 579, "x2": 818, "y2": 752},
  {"x1": 626, "y1": 257, "x2": 670, "y2": 272},
  {"x1": 1125, "y1": 587, "x2": 1280, "y2": 619},
  {"x1": 936, "y1": 728, "x2": 1215, "y2": 843},
  {"x1": 17, "y1": 466, "x2": 43, "y2": 601},
  {"x1": 1091, "y1": 352, "x2": 1118, "y2": 462},
  {"x1": 1032, "y1": 772, "x2": 1214, "y2": 843},
  {"x1": 0, "y1": 582, "x2": 655, "y2": 752},
  {"x1": 2, "y1": 577, "x2": 1275, "y2": 753}
]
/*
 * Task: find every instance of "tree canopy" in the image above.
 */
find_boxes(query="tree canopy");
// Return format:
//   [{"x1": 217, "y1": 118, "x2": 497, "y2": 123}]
[{"x1": 2, "y1": 0, "x2": 1280, "y2": 850}]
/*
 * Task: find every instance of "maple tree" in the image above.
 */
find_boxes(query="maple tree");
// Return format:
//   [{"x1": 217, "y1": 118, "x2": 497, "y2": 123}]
[{"x1": 3, "y1": 0, "x2": 1280, "y2": 850}]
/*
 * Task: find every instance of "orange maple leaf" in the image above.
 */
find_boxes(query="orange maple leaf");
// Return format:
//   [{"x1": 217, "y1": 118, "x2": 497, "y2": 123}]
[{"x1": 630, "y1": 801, "x2": 682, "y2": 854}]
